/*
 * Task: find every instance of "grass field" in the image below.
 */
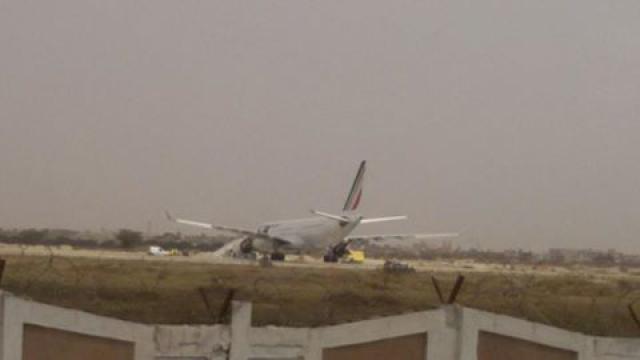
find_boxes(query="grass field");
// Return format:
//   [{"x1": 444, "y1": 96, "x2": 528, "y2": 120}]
[{"x1": 2, "y1": 254, "x2": 640, "y2": 337}]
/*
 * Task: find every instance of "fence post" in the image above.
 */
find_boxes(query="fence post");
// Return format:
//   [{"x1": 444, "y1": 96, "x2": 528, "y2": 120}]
[{"x1": 229, "y1": 301, "x2": 252, "y2": 360}]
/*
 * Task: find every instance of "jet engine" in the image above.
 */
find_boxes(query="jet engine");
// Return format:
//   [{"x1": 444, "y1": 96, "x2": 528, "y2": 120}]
[
  {"x1": 239, "y1": 237, "x2": 253, "y2": 253},
  {"x1": 225, "y1": 236, "x2": 255, "y2": 259}
]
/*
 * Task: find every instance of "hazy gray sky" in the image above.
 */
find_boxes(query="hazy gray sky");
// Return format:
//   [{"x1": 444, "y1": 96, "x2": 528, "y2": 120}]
[{"x1": 1, "y1": 1, "x2": 640, "y2": 251}]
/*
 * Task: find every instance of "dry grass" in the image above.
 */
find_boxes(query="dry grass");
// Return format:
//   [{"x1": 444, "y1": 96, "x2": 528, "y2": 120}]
[{"x1": 3, "y1": 255, "x2": 640, "y2": 337}]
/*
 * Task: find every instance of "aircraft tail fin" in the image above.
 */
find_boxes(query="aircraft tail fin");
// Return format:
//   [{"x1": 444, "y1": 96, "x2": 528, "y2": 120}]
[{"x1": 343, "y1": 161, "x2": 366, "y2": 211}]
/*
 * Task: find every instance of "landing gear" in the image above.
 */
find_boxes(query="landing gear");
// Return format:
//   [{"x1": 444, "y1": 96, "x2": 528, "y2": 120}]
[
  {"x1": 270, "y1": 252, "x2": 285, "y2": 261},
  {"x1": 323, "y1": 241, "x2": 351, "y2": 263},
  {"x1": 242, "y1": 252, "x2": 258, "y2": 260}
]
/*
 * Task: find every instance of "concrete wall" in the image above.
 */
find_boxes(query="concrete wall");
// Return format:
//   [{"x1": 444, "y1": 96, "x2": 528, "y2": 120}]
[
  {"x1": 0, "y1": 291, "x2": 638, "y2": 360},
  {"x1": 455, "y1": 306, "x2": 640, "y2": 360},
  {"x1": 593, "y1": 338, "x2": 640, "y2": 360},
  {"x1": 0, "y1": 293, "x2": 154, "y2": 360},
  {"x1": 153, "y1": 324, "x2": 229, "y2": 360},
  {"x1": 226, "y1": 302, "x2": 640, "y2": 360},
  {"x1": 23, "y1": 324, "x2": 135, "y2": 360},
  {"x1": 322, "y1": 333, "x2": 427, "y2": 360},
  {"x1": 477, "y1": 331, "x2": 577, "y2": 360}
]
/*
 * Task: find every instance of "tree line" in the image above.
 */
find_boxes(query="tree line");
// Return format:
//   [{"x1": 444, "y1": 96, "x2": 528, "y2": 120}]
[{"x1": 0, "y1": 228, "x2": 230, "y2": 252}]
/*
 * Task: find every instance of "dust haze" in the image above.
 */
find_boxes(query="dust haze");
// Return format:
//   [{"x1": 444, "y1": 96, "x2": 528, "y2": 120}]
[{"x1": 1, "y1": 1, "x2": 640, "y2": 252}]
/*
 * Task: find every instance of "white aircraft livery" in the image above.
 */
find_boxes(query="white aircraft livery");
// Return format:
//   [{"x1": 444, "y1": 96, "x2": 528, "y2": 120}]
[{"x1": 166, "y1": 161, "x2": 457, "y2": 262}]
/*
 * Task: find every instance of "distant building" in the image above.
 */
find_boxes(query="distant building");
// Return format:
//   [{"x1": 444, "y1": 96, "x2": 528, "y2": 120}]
[{"x1": 547, "y1": 248, "x2": 618, "y2": 265}]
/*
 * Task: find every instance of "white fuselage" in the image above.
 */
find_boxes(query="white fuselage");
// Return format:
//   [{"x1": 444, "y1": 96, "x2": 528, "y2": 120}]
[{"x1": 250, "y1": 215, "x2": 360, "y2": 253}]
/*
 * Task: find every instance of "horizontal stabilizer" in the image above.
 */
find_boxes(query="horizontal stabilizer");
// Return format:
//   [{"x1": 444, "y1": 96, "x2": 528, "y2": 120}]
[
  {"x1": 412, "y1": 233, "x2": 459, "y2": 239},
  {"x1": 360, "y1": 215, "x2": 408, "y2": 224},
  {"x1": 310, "y1": 210, "x2": 350, "y2": 223}
]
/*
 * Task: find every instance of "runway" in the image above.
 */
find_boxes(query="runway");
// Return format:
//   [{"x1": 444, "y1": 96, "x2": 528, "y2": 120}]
[{"x1": 0, "y1": 243, "x2": 629, "y2": 280}]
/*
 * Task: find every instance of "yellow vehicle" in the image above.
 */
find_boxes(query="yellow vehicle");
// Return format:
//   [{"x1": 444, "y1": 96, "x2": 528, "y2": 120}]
[
  {"x1": 342, "y1": 250, "x2": 365, "y2": 264},
  {"x1": 148, "y1": 246, "x2": 183, "y2": 256}
]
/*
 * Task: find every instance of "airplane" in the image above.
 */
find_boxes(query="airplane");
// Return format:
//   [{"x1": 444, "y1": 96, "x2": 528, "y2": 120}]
[{"x1": 166, "y1": 161, "x2": 457, "y2": 262}]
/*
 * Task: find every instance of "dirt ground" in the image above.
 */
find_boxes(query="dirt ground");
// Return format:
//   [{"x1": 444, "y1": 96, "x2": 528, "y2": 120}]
[{"x1": 1, "y1": 247, "x2": 640, "y2": 337}]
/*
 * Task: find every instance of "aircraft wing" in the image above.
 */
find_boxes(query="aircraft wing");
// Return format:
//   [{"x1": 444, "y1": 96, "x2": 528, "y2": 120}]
[
  {"x1": 346, "y1": 233, "x2": 459, "y2": 242},
  {"x1": 165, "y1": 211, "x2": 290, "y2": 245}
]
